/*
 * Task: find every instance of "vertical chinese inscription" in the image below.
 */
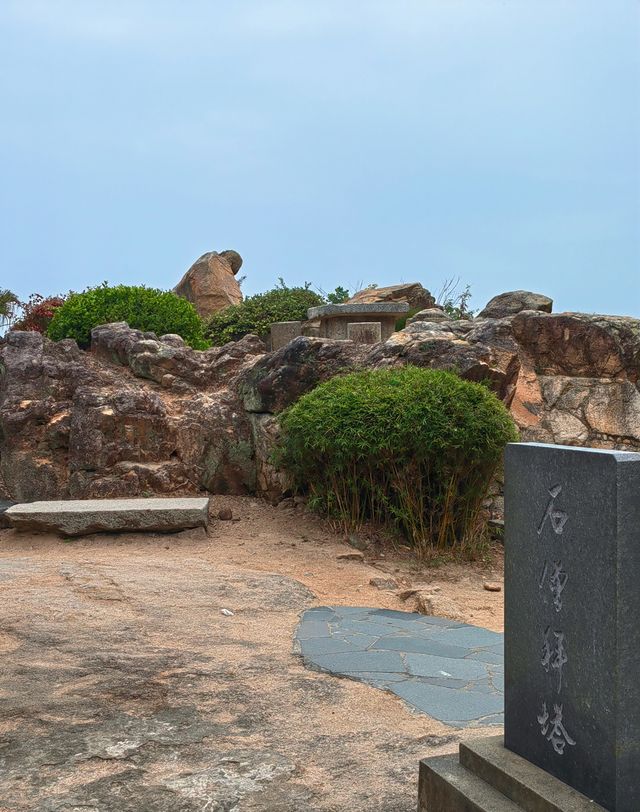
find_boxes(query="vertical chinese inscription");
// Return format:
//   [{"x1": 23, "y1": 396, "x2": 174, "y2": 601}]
[{"x1": 536, "y1": 485, "x2": 575, "y2": 753}]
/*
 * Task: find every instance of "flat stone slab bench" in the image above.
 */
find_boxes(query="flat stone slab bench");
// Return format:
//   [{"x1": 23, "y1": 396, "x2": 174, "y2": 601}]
[{"x1": 5, "y1": 498, "x2": 210, "y2": 536}]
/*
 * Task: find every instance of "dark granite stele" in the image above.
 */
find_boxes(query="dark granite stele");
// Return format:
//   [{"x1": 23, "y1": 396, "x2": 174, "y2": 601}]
[
  {"x1": 295, "y1": 605, "x2": 504, "y2": 728},
  {"x1": 504, "y1": 444, "x2": 640, "y2": 811}
]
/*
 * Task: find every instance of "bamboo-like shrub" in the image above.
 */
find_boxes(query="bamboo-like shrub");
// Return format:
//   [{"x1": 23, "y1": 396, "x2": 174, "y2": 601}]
[{"x1": 276, "y1": 366, "x2": 518, "y2": 557}]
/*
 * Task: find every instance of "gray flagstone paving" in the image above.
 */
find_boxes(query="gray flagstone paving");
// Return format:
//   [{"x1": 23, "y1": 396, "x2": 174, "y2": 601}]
[{"x1": 294, "y1": 605, "x2": 504, "y2": 728}]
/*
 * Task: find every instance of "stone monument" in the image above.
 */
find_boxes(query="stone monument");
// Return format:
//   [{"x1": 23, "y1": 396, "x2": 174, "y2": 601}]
[
  {"x1": 307, "y1": 302, "x2": 408, "y2": 341},
  {"x1": 346, "y1": 321, "x2": 382, "y2": 344},
  {"x1": 418, "y1": 442, "x2": 640, "y2": 811},
  {"x1": 270, "y1": 321, "x2": 303, "y2": 350}
]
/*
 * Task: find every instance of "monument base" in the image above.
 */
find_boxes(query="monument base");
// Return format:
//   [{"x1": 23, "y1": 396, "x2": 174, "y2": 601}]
[{"x1": 418, "y1": 736, "x2": 605, "y2": 811}]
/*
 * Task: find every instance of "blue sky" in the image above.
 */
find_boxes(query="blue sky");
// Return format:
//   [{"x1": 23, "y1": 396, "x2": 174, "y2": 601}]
[{"x1": 1, "y1": 1, "x2": 638, "y2": 316}]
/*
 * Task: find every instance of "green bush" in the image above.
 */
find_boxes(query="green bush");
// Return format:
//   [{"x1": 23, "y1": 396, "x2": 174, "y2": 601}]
[
  {"x1": 47, "y1": 284, "x2": 209, "y2": 349},
  {"x1": 276, "y1": 366, "x2": 518, "y2": 557},
  {"x1": 206, "y1": 280, "x2": 324, "y2": 345},
  {"x1": 326, "y1": 285, "x2": 350, "y2": 304}
]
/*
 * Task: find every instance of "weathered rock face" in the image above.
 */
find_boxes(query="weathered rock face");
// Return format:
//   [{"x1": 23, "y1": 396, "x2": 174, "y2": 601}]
[
  {"x1": 477, "y1": 290, "x2": 553, "y2": 319},
  {"x1": 239, "y1": 336, "x2": 369, "y2": 414},
  {"x1": 173, "y1": 250, "x2": 243, "y2": 319},
  {"x1": 348, "y1": 283, "x2": 435, "y2": 311},
  {"x1": 406, "y1": 307, "x2": 449, "y2": 324},
  {"x1": 366, "y1": 318, "x2": 521, "y2": 403},
  {"x1": 0, "y1": 325, "x2": 263, "y2": 502},
  {"x1": 511, "y1": 311, "x2": 640, "y2": 380},
  {"x1": 1, "y1": 307, "x2": 639, "y2": 504}
]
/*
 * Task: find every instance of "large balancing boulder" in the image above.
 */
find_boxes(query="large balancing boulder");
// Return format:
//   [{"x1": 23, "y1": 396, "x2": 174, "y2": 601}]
[{"x1": 174, "y1": 250, "x2": 243, "y2": 320}]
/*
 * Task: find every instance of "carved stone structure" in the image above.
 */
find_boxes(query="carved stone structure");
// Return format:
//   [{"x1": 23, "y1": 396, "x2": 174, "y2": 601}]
[
  {"x1": 270, "y1": 321, "x2": 302, "y2": 350},
  {"x1": 419, "y1": 442, "x2": 640, "y2": 811},
  {"x1": 504, "y1": 443, "x2": 640, "y2": 809},
  {"x1": 419, "y1": 736, "x2": 606, "y2": 810},
  {"x1": 307, "y1": 302, "x2": 408, "y2": 341},
  {"x1": 346, "y1": 322, "x2": 382, "y2": 344}
]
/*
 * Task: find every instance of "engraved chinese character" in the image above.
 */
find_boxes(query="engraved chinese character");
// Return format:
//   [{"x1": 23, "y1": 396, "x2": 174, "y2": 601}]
[
  {"x1": 549, "y1": 561, "x2": 568, "y2": 612},
  {"x1": 537, "y1": 484, "x2": 568, "y2": 536},
  {"x1": 537, "y1": 701, "x2": 550, "y2": 735},
  {"x1": 546, "y1": 704, "x2": 576, "y2": 755},
  {"x1": 551, "y1": 632, "x2": 568, "y2": 692},
  {"x1": 539, "y1": 560, "x2": 568, "y2": 612},
  {"x1": 541, "y1": 628, "x2": 568, "y2": 692},
  {"x1": 541, "y1": 627, "x2": 552, "y2": 673},
  {"x1": 539, "y1": 560, "x2": 549, "y2": 589}
]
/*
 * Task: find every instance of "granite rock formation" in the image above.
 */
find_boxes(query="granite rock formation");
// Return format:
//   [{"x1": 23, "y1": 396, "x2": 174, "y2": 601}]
[
  {"x1": 173, "y1": 250, "x2": 243, "y2": 319},
  {"x1": 477, "y1": 289, "x2": 553, "y2": 319},
  {"x1": 1, "y1": 308, "x2": 638, "y2": 503},
  {"x1": 348, "y1": 283, "x2": 435, "y2": 311}
]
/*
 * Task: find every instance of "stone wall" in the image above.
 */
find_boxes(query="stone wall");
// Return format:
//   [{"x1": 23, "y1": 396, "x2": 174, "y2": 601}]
[{"x1": 1, "y1": 310, "x2": 638, "y2": 503}]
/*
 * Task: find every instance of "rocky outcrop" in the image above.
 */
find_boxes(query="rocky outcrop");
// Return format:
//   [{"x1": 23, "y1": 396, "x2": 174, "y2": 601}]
[
  {"x1": 348, "y1": 283, "x2": 435, "y2": 311},
  {"x1": 477, "y1": 290, "x2": 553, "y2": 319},
  {"x1": 239, "y1": 336, "x2": 369, "y2": 413},
  {"x1": 0, "y1": 326, "x2": 263, "y2": 502},
  {"x1": 91, "y1": 322, "x2": 265, "y2": 389},
  {"x1": 173, "y1": 250, "x2": 243, "y2": 319},
  {"x1": 511, "y1": 311, "x2": 640, "y2": 380},
  {"x1": 406, "y1": 308, "x2": 449, "y2": 324},
  {"x1": 1, "y1": 307, "x2": 639, "y2": 504},
  {"x1": 366, "y1": 318, "x2": 521, "y2": 403}
]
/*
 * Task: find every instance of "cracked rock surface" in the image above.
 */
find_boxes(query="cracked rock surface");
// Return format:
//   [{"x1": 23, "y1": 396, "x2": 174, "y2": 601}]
[
  {"x1": 0, "y1": 496, "x2": 504, "y2": 811},
  {"x1": 295, "y1": 607, "x2": 503, "y2": 728}
]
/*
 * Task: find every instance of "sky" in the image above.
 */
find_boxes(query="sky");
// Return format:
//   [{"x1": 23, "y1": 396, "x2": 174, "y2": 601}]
[{"x1": 0, "y1": 0, "x2": 639, "y2": 317}]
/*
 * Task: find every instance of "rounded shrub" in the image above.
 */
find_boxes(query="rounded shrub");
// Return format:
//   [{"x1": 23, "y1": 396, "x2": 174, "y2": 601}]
[
  {"x1": 276, "y1": 366, "x2": 518, "y2": 556},
  {"x1": 47, "y1": 284, "x2": 209, "y2": 349},
  {"x1": 206, "y1": 281, "x2": 323, "y2": 345}
]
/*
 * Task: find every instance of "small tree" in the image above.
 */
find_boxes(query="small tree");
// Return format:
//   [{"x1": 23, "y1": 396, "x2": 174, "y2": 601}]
[
  {"x1": 326, "y1": 286, "x2": 350, "y2": 304},
  {"x1": 437, "y1": 278, "x2": 475, "y2": 319},
  {"x1": 12, "y1": 294, "x2": 66, "y2": 334}
]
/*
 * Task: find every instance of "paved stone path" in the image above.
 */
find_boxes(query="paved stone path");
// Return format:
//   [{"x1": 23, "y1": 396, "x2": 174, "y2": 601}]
[{"x1": 295, "y1": 606, "x2": 504, "y2": 728}]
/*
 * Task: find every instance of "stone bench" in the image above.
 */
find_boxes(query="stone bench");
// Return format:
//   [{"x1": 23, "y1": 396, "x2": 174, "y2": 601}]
[{"x1": 5, "y1": 497, "x2": 210, "y2": 536}]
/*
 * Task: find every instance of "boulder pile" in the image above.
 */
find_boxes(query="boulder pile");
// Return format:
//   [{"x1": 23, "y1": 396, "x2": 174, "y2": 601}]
[{"x1": 1, "y1": 291, "x2": 638, "y2": 507}]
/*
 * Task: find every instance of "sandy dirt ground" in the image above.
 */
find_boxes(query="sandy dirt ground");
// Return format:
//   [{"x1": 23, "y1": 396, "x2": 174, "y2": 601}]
[{"x1": 0, "y1": 496, "x2": 504, "y2": 811}]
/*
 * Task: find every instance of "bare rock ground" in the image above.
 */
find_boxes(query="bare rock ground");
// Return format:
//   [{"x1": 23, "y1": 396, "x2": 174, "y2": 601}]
[{"x1": 0, "y1": 497, "x2": 503, "y2": 811}]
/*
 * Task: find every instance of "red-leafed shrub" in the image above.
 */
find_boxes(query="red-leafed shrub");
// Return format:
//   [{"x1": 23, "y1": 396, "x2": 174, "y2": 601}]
[{"x1": 12, "y1": 294, "x2": 66, "y2": 334}]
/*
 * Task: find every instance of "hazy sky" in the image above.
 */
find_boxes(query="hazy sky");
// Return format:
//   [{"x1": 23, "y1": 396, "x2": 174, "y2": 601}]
[{"x1": 1, "y1": 1, "x2": 639, "y2": 316}]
